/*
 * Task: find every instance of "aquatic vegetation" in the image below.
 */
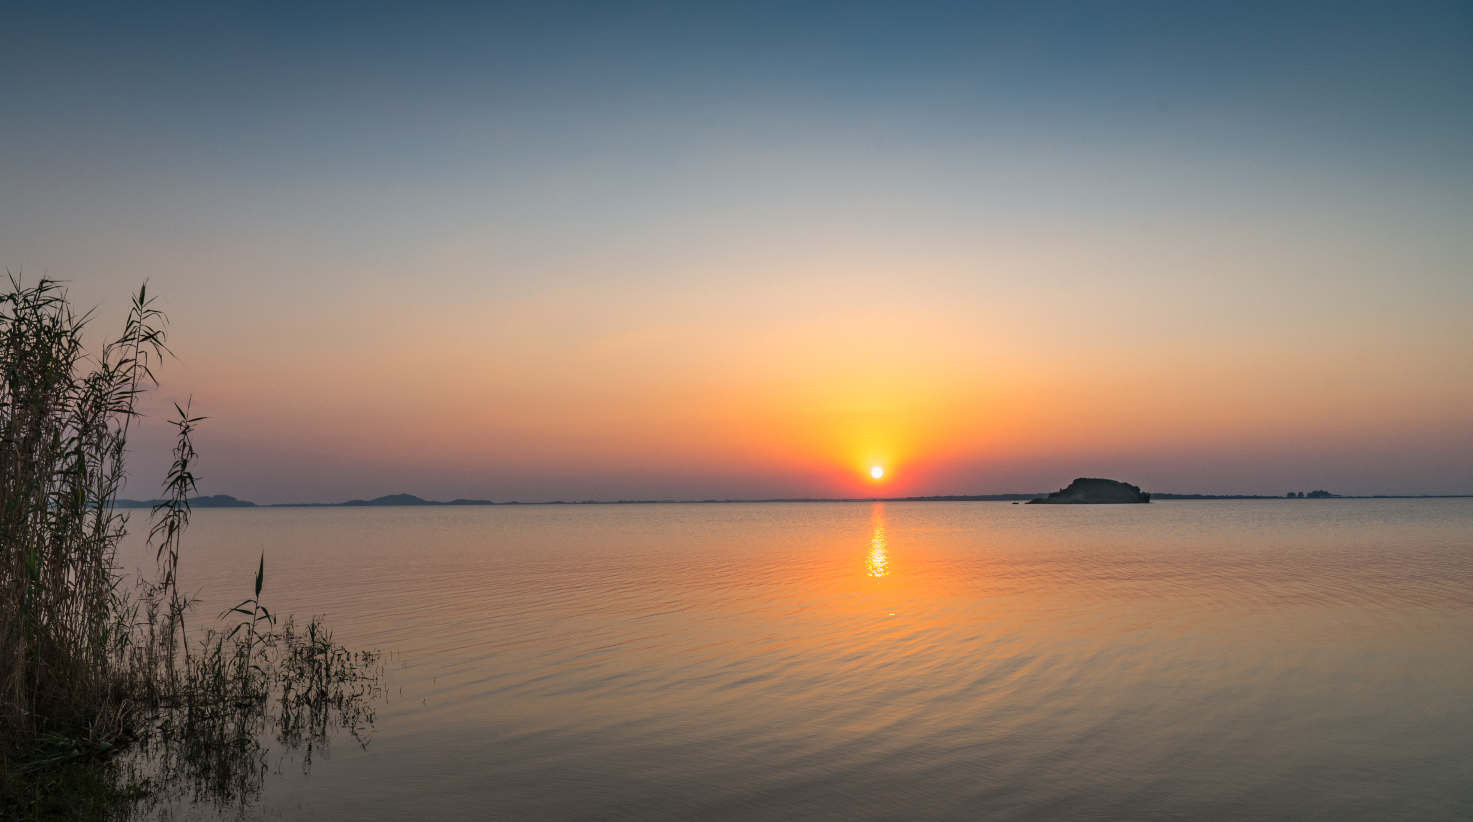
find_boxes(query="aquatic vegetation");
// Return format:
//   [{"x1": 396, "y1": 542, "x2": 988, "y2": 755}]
[
  {"x1": 132, "y1": 614, "x2": 383, "y2": 815},
  {"x1": 0, "y1": 277, "x2": 380, "y2": 820},
  {"x1": 0, "y1": 276, "x2": 163, "y2": 747}
]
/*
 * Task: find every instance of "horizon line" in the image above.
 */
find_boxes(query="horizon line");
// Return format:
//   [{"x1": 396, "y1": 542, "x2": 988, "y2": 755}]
[{"x1": 113, "y1": 492, "x2": 1473, "y2": 509}]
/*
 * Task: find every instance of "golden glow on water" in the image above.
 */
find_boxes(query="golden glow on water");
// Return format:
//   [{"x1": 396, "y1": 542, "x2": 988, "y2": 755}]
[
  {"x1": 866, "y1": 502, "x2": 889, "y2": 577},
  {"x1": 116, "y1": 500, "x2": 1473, "y2": 822}
]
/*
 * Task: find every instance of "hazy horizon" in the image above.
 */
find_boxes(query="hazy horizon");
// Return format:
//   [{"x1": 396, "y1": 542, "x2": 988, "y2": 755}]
[
  {"x1": 117, "y1": 485, "x2": 1471, "y2": 508},
  {"x1": 4, "y1": 2, "x2": 1470, "y2": 504}
]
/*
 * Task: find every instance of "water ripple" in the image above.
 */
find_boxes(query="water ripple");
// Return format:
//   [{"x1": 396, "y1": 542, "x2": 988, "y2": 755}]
[{"x1": 120, "y1": 499, "x2": 1473, "y2": 821}]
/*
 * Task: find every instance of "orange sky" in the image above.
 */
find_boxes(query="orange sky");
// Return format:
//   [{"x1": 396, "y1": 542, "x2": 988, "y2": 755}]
[
  {"x1": 100, "y1": 213, "x2": 1472, "y2": 502},
  {"x1": 4, "y1": 4, "x2": 1471, "y2": 502}
]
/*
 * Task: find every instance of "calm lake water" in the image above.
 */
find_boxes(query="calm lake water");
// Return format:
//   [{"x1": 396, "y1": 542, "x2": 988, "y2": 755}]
[{"x1": 118, "y1": 500, "x2": 1473, "y2": 821}]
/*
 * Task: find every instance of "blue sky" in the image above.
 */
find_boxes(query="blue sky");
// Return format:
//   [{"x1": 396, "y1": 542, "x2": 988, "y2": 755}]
[
  {"x1": 2, "y1": 2, "x2": 1470, "y2": 501},
  {"x1": 7, "y1": 2, "x2": 1468, "y2": 175}
]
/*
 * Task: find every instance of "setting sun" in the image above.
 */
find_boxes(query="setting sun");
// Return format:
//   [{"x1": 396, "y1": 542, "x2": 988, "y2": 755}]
[{"x1": 871, "y1": 466, "x2": 884, "y2": 479}]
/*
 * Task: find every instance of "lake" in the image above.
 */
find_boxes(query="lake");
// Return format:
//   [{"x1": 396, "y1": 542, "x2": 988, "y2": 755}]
[{"x1": 118, "y1": 499, "x2": 1473, "y2": 821}]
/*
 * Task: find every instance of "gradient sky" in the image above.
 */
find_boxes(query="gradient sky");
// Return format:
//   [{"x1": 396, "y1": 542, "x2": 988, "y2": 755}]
[{"x1": 2, "y1": 1, "x2": 1470, "y2": 502}]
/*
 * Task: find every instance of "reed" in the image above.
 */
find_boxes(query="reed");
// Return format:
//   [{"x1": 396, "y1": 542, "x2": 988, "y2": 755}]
[
  {"x1": 0, "y1": 276, "x2": 166, "y2": 745},
  {"x1": 0, "y1": 277, "x2": 381, "y2": 819},
  {"x1": 137, "y1": 614, "x2": 382, "y2": 813}
]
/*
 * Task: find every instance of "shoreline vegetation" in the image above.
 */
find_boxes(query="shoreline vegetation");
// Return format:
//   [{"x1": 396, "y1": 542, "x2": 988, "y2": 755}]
[
  {"x1": 114, "y1": 492, "x2": 1473, "y2": 509},
  {"x1": 0, "y1": 280, "x2": 379, "y2": 821}
]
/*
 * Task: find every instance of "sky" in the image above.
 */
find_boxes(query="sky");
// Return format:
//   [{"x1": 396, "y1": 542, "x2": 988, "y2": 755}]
[{"x1": 2, "y1": 1, "x2": 1470, "y2": 503}]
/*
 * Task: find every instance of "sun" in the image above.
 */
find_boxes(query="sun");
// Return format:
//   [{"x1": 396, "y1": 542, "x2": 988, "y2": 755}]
[{"x1": 870, "y1": 466, "x2": 884, "y2": 479}]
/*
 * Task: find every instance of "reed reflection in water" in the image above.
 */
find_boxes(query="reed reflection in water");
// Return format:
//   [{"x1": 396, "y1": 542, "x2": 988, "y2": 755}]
[{"x1": 118, "y1": 499, "x2": 1473, "y2": 821}]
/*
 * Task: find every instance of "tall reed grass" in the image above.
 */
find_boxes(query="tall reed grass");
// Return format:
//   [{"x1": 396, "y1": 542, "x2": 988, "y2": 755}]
[
  {"x1": 0, "y1": 276, "x2": 167, "y2": 745},
  {"x1": 0, "y1": 277, "x2": 381, "y2": 818}
]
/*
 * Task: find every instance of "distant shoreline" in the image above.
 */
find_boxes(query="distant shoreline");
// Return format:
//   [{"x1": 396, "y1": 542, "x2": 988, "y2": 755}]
[
  {"x1": 112, "y1": 492, "x2": 1473, "y2": 509},
  {"x1": 1151, "y1": 494, "x2": 1473, "y2": 500}
]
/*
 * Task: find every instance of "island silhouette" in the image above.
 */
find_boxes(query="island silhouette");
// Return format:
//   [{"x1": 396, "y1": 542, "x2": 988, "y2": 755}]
[{"x1": 1026, "y1": 478, "x2": 1150, "y2": 504}]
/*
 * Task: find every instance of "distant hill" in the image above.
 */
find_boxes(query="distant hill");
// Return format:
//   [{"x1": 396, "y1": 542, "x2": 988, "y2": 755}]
[
  {"x1": 338, "y1": 493, "x2": 433, "y2": 506},
  {"x1": 273, "y1": 494, "x2": 495, "y2": 507},
  {"x1": 113, "y1": 495, "x2": 256, "y2": 508},
  {"x1": 335, "y1": 494, "x2": 494, "y2": 507},
  {"x1": 1027, "y1": 478, "x2": 1149, "y2": 504}
]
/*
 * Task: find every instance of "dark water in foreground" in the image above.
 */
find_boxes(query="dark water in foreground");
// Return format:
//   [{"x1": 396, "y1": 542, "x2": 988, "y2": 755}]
[{"x1": 119, "y1": 499, "x2": 1473, "y2": 821}]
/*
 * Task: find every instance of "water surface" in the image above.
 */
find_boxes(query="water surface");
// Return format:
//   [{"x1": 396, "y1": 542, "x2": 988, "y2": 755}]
[{"x1": 120, "y1": 499, "x2": 1473, "y2": 820}]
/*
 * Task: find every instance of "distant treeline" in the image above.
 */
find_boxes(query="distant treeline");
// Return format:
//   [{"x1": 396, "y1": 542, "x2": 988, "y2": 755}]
[
  {"x1": 1150, "y1": 493, "x2": 1285, "y2": 500},
  {"x1": 113, "y1": 493, "x2": 494, "y2": 508},
  {"x1": 1152, "y1": 492, "x2": 1470, "y2": 500},
  {"x1": 113, "y1": 492, "x2": 1050, "y2": 508},
  {"x1": 113, "y1": 491, "x2": 1470, "y2": 509}
]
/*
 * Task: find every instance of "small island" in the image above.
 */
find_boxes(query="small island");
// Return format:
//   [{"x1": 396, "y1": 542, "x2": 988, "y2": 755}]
[{"x1": 1026, "y1": 478, "x2": 1150, "y2": 504}]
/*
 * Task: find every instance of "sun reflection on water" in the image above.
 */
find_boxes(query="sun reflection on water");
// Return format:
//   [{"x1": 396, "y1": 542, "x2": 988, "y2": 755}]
[{"x1": 866, "y1": 502, "x2": 889, "y2": 577}]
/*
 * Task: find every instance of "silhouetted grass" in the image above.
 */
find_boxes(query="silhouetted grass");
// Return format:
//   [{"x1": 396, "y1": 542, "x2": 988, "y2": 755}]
[
  {"x1": 0, "y1": 277, "x2": 380, "y2": 820},
  {"x1": 0, "y1": 276, "x2": 162, "y2": 748}
]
